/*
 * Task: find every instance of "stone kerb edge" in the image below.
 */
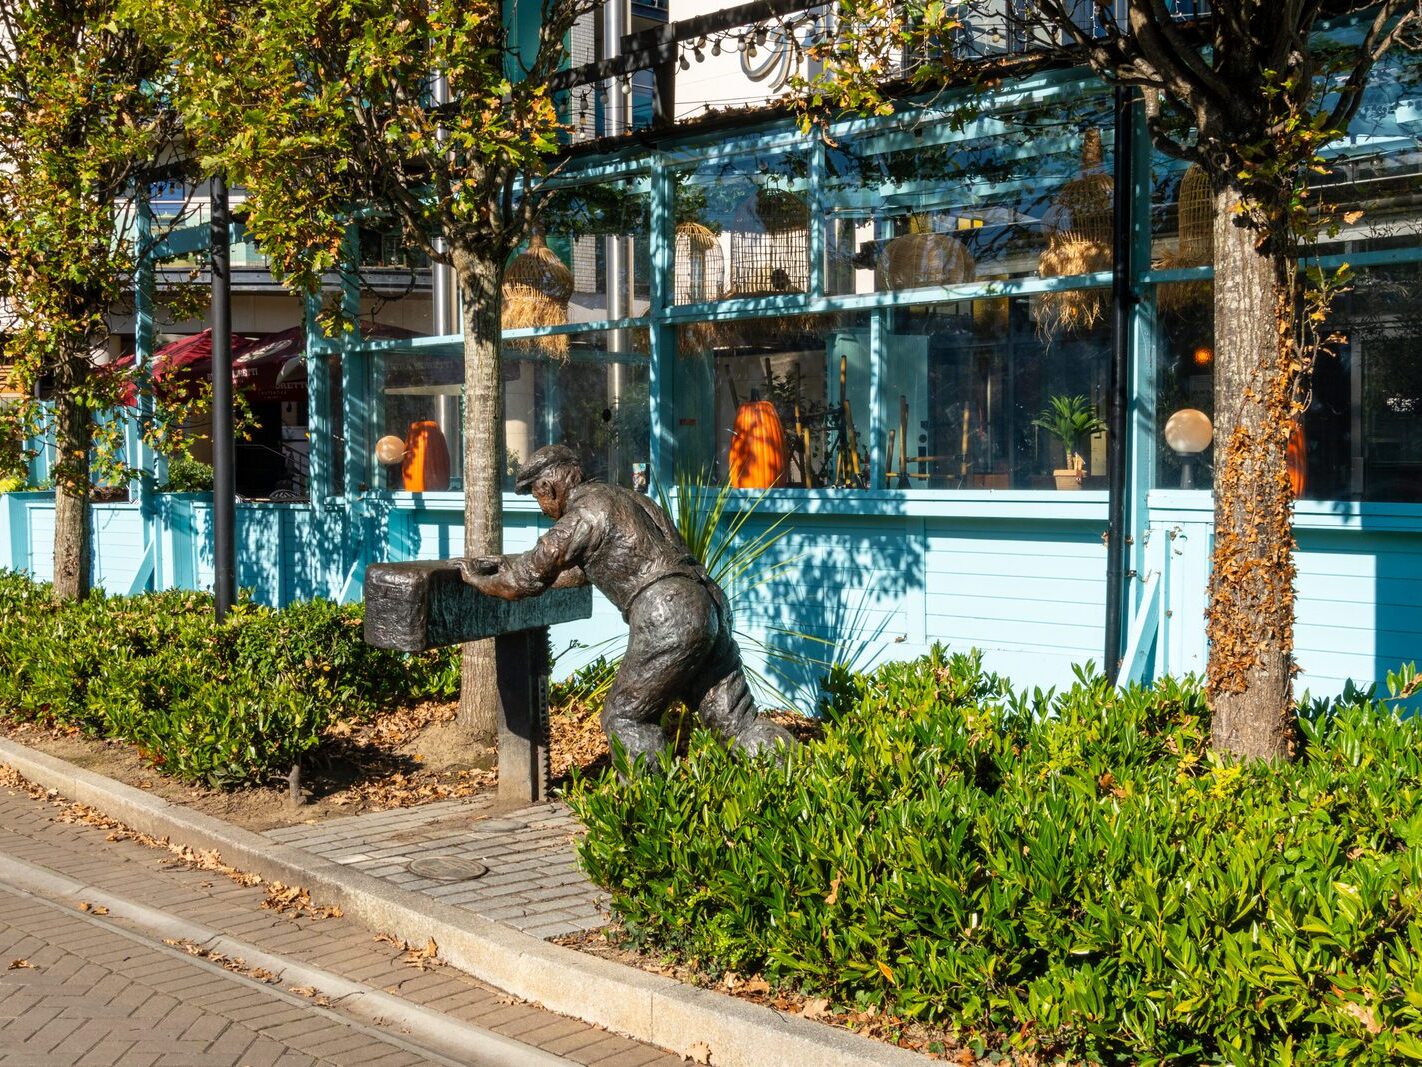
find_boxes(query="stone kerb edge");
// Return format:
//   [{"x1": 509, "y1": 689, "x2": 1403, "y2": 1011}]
[{"x1": 0, "y1": 738, "x2": 929, "y2": 1067}]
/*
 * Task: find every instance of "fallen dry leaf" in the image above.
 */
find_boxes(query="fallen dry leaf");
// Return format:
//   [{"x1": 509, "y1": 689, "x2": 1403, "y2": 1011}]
[
  {"x1": 77, "y1": 901, "x2": 109, "y2": 916},
  {"x1": 402, "y1": 938, "x2": 442, "y2": 970},
  {"x1": 799, "y1": 997, "x2": 830, "y2": 1020},
  {"x1": 8, "y1": 959, "x2": 34, "y2": 970},
  {"x1": 684, "y1": 1041, "x2": 713, "y2": 1065},
  {"x1": 1342, "y1": 1001, "x2": 1382, "y2": 1035},
  {"x1": 261, "y1": 882, "x2": 342, "y2": 920},
  {"x1": 741, "y1": 976, "x2": 770, "y2": 996},
  {"x1": 824, "y1": 874, "x2": 842, "y2": 906}
]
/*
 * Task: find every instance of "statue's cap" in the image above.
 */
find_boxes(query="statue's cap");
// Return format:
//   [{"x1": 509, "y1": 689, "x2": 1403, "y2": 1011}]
[{"x1": 514, "y1": 444, "x2": 582, "y2": 494}]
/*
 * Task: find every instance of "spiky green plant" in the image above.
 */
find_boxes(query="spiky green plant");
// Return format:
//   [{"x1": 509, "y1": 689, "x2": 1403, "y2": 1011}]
[{"x1": 1032, "y1": 394, "x2": 1106, "y2": 465}]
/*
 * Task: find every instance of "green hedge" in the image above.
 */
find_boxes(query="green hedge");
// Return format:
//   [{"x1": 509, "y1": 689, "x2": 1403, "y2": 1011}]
[
  {"x1": 0, "y1": 571, "x2": 459, "y2": 786},
  {"x1": 569, "y1": 647, "x2": 1422, "y2": 1065}
]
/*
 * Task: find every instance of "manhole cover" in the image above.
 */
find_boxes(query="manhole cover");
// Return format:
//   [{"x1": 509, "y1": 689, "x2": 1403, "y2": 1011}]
[{"x1": 407, "y1": 857, "x2": 488, "y2": 881}]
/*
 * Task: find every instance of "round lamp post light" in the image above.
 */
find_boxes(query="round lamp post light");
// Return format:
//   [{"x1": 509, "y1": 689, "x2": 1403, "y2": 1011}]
[
  {"x1": 374, "y1": 434, "x2": 407, "y2": 466},
  {"x1": 1163, "y1": 408, "x2": 1213, "y2": 489}
]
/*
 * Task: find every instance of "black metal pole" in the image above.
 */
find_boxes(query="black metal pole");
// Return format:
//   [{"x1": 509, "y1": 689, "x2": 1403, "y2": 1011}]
[
  {"x1": 1105, "y1": 85, "x2": 1135, "y2": 678},
  {"x1": 210, "y1": 174, "x2": 236, "y2": 622}
]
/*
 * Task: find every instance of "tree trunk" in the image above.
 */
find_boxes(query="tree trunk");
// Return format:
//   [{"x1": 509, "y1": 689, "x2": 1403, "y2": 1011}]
[
  {"x1": 453, "y1": 247, "x2": 504, "y2": 741},
  {"x1": 1205, "y1": 184, "x2": 1300, "y2": 762},
  {"x1": 51, "y1": 391, "x2": 92, "y2": 602}
]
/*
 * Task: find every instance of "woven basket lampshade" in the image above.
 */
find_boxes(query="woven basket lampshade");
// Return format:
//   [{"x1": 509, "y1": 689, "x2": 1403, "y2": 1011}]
[
  {"x1": 673, "y1": 222, "x2": 726, "y2": 355},
  {"x1": 503, "y1": 231, "x2": 574, "y2": 358},
  {"x1": 1157, "y1": 164, "x2": 1214, "y2": 313},
  {"x1": 729, "y1": 188, "x2": 810, "y2": 296},
  {"x1": 675, "y1": 222, "x2": 725, "y2": 304},
  {"x1": 1033, "y1": 128, "x2": 1114, "y2": 337},
  {"x1": 879, "y1": 216, "x2": 976, "y2": 292}
]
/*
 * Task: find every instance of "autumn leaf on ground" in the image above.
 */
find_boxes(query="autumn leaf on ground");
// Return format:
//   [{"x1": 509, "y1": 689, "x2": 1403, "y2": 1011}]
[
  {"x1": 403, "y1": 938, "x2": 441, "y2": 970},
  {"x1": 799, "y1": 996, "x2": 830, "y2": 1020},
  {"x1": 683, "y1": 1041, "x2": 712, "y2": 1065},
  {"x1": 740, "y1": 976, "x2": 770, "y2": 995},
  {"x1": 8, "y1": 959, "x2": 34, "y2": 970},
  {"x1": 77, "y1": 901, "x2": 109, "y2": 916}
]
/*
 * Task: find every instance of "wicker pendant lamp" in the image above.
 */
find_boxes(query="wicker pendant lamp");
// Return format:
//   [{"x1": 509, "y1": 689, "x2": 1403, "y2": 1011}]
[
  {"x1": 675, "y1": 221, "x2": 725, "y2": 304},
  {"x1": 502, "y1": 230, "x2": 574, "y2": 358},
  {"x1": 1157, "y1": 164, "x2": 1214, "y2": 313},
  {"x1": 673, "y1": 222, "x2": 726, "y2": 356},
  {"x1": 1033, "y1": 128, "x2": 1114, "y2": 337},
  {"x1": 878, "y1": 215, "x2": 976, "y2": 292}
]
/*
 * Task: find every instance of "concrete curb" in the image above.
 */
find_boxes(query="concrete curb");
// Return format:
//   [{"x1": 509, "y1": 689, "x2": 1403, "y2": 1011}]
[{"x1": 0, "y1": 738, "x2": 931, "y2": 1067}]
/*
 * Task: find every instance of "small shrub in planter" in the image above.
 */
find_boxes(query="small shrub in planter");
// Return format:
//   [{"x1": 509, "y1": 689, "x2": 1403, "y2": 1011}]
[{"x1": 569, "y1": 647, "x2": 1422, "y2": 1064}]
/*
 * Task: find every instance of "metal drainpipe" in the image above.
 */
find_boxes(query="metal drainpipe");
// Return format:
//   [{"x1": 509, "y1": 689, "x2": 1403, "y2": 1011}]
[
  {"x1": 604, "y1": 0, "x2": 630, "y2": 483},
  {"x1": 1105, "y1": 85, "x2": 1135, "y2": 677},
  {"x1": 210, "y1": 174, "x2": 236, "y2": 622},
  {"x1": 431, "y1": 71, "x2": 461, "y2": 485}
]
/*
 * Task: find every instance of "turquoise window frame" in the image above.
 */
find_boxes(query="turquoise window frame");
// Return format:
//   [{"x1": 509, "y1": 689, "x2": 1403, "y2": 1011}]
[{"x1": 327, "y1": 46, "x2": 1422, "y2": 504}]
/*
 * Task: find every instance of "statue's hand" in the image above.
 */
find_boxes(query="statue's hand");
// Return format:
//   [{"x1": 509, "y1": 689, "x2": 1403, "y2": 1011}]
[{"x1": 459, "y1": 556, "x2": 501, "y2": 585}]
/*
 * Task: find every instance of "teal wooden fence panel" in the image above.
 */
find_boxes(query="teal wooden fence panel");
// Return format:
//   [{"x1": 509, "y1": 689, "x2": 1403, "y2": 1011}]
[{"x1": 1144, "y1": 491, "x2": 1422, "y2": 703}]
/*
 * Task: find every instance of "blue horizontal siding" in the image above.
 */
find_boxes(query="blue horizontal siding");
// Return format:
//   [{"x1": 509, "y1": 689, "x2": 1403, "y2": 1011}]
[{"x1": 3, "y1": 485, "x2": 1418, "y2": 708}]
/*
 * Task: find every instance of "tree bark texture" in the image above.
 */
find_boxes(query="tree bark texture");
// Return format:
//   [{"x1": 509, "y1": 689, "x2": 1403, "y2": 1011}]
[
  {"x1": 1205, "y1": 184, "x2": 1300, "y2": 762},
  {"x1": 454, "y1": 248, "x2": 504, "y2": 741},
  {"x1": 51, "y1": 391, "x2": 92, "y2": 602}
]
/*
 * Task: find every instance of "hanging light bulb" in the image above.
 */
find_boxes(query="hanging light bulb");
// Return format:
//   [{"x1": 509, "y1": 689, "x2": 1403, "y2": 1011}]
[
  {"x1": 621, "y1": 75, "x2": 632, "y2": 96},
  {"x1": 711, "y1": 37, "x2": 722, "y2": 56},
  {"x1": 679, "y1": 51, "x2": 690, "y2": 71},
  {"x1": 693, "y1": 45, "x2": 705, "y2": 63}
]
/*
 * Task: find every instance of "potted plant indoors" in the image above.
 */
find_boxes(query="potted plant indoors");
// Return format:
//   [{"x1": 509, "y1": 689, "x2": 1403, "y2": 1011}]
[{"x1": 1032, "y1": 394, "x2": 1107, "y2": 489}]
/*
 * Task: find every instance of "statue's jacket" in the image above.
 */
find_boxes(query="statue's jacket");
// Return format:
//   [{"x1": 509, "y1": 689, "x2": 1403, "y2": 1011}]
[{"x1": 499, "y1": 482, "x2": 723, "y2": 621}]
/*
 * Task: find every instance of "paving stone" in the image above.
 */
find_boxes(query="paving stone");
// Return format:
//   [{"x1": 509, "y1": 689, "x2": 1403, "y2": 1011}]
[{"x1": 0, "y1": 783, "x2": 680, "y2": 1067}]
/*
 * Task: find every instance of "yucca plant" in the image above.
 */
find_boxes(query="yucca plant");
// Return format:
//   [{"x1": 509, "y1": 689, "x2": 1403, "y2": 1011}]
[{"x1": 1032, "y1": 394, "x2": 1106, "y2": 470}]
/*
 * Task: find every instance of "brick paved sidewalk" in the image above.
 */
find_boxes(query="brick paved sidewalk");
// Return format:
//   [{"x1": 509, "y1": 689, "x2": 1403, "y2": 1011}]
[
  {"x1": 0, "y1": 779, "x2": 678, "y2": 1067},
  {"x1": 266, "y1": 798, "x2": 606, "y2": 940}
]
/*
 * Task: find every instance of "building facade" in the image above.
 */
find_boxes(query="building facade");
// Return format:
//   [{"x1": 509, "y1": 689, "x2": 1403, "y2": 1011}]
[{"x1": 2, "y1": 14, "x2": 1419, "y2": 709}]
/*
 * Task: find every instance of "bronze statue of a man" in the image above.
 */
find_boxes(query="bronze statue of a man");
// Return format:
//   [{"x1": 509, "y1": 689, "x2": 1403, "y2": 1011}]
[{"x1": 461, "y1": 444, "x2": 794, "y2": 767}]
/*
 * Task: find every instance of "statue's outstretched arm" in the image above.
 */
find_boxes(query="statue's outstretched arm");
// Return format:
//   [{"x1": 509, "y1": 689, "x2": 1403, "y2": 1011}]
[{"x1": 459, "y1": 517, "x2": 593, "y2": 600}]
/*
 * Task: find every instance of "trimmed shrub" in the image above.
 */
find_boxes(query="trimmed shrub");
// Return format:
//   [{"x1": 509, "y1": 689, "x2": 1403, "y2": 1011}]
[
  {"x1": 0, "y1": 571, "x2": 459, "y2": 786},
  {"x1": 568, "y1": 646, "x2": 1422, "y2": 1065}
]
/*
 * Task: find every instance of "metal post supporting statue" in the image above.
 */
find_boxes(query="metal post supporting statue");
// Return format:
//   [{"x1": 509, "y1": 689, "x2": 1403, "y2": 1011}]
[{"x1": 461, "y1": 444, "x2": 796, "y2": 766}]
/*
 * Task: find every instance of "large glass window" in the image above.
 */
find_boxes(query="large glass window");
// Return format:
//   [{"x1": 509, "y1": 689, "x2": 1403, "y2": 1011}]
[
  {"x1": 1313, "y1": 48, "x2": 1422, "y2": 258},
  {"x1": 673, "y1": 294, "x2": 1110, "y2": 491},
  {"x1": 823, "y1": 89, "x2": 1116, "y2": 297},
  {"x1": 503, "y1": 329, "x2": 651, "y2": 491},
  {"x1": 369, "y1": 328, "x2": 649, "y2": 494},
  {"x1": 675, "y1": 311, "x2": 871, "y2": 486},
  {"x1": 1152, "y1": 266, "x2": 1422, "y2": 502},
  {"x1": 539, "y1": 176, "x2": 653, "y2": 322},
  {"x1": 672, "y1": 150, "x2": 811, "y2": 306},
  {"x1": 883, "y1": 296, "x2": 1110, "y2": 489}
]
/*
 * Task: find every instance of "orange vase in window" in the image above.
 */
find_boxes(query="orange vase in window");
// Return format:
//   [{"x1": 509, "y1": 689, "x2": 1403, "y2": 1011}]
[
  {"x1": 1286, "y1": 420, "x2": 1306, "y2": 497},
  {"x1": 729, "y1": 400, "x2": 787, "y2": 489},
  {"x1": 402, "y1": 421, "x2": 451, "y2": 492}
]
